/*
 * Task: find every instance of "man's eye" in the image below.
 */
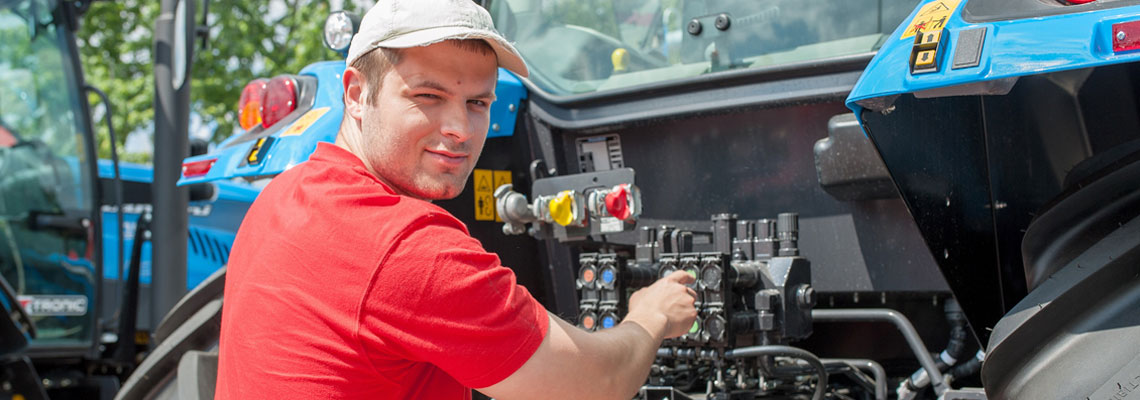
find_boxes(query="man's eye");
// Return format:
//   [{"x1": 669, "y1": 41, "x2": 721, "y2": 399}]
[
  {"x1": 468, "y1": 100, "x2": 487, "y2": 107},
  {"x1": 417, "y1": 93, "x2": 441, "y2": 100}
]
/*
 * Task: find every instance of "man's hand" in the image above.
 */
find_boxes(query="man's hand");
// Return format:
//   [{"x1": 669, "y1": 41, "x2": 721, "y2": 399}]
[
  {"x1": 479, "y1": 271, "x2": 699, "y2": 400},
  {"x1": 624, "y1": 270, "x2": 699, "y2": 340}
]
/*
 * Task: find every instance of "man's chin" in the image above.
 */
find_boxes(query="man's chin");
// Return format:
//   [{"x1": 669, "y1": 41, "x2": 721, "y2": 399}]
[{"x1": 406, "y1": 180, "x2": 466, "y2": 201}]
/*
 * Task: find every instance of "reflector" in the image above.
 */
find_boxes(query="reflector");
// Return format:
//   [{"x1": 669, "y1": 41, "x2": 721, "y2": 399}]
[
  {"x1": 182, "y1": 159, "x2": 217, "y2": 178},
  {"x1": 261, "y1": 76, "x2": 297, "y2": 129}
]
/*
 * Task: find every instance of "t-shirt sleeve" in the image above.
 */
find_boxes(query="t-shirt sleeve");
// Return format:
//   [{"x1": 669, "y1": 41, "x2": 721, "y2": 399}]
[{"x1": 357, "y1": 213, "x2": 549, "y2": 389}]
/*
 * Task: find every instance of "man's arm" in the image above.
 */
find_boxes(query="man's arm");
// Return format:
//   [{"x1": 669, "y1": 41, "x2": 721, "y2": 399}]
[{"x1": 477, "y1": 271, "x2": 697, "y2": 400}]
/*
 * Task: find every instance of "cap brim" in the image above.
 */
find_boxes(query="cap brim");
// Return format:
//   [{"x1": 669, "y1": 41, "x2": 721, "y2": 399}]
[{"x1": 374, "y1": 26, "x2": 529, "y2": 78}]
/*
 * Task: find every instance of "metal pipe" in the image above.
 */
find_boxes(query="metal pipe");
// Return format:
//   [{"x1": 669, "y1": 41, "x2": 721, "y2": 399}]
[
  {"x1": 152, "y1": 0, "x2": 194, "y2": 326},
  {"x1": 812, "y1": 308, "x2": 949, "y2": 395},
  {"x1": 726, "y1": 345, "x2": 827, "y2": 400},
  {"x1": 823, "y1": 358, "x2": 887, "y2": 400}
]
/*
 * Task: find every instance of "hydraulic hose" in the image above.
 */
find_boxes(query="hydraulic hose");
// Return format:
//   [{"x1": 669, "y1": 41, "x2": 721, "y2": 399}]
[
  {"x1": 726, "y1": 345, "x2": 827, "y2": 400},
  {"x1": 897, "y1": 299, "x2": 970, "y2": 399},
  {"x1": 947, "y1": 350, "x2": 985, "y2": 385}
]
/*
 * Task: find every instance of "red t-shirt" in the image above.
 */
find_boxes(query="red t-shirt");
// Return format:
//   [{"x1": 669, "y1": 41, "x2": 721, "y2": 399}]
[{"x1": 215, "y1": 143, "x2": 549, "y2": 399}]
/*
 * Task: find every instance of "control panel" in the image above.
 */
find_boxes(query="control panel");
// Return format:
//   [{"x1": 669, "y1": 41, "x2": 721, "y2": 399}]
[
  {"x1": 494, "y1": 168, "x2": 642, "y2": 242},
  {"x1": 577, "y1": 213, "x2": 816, "y2": 396}
]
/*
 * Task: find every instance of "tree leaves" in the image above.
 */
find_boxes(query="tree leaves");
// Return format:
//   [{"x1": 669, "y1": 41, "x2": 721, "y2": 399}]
[{"x1": 78, "y1": 0, "x2": 348, "y2": 162}]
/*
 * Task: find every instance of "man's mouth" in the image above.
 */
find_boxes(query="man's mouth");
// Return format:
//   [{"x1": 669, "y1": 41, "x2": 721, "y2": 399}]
[{"x1": 426, "y1": 148, "x2": 468, "y2": 166}]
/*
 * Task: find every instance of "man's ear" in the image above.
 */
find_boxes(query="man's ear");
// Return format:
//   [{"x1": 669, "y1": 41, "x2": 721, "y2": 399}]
[{"x1": 343, "y1": 66, "x2": 367, "y2": 121}]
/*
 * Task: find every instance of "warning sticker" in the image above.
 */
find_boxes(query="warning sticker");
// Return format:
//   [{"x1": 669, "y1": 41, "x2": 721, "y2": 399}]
[
  {"x1": 279, "y1": 107, "x2": 331, "y2": 137},
  {"x1": 900, "y1": 0, "x2": 960, "y2": 40},
  {"x1": 492, "y1": 171, "x2": 512, "y2": 222},
  {"x1": 473, "y1": 169, "x2": 496, "y2": 221}
]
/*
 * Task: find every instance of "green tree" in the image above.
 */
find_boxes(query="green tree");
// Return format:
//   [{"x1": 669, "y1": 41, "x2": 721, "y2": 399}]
[{"x1": 78, "y1": 0, "x2": 350, "y2": 162}]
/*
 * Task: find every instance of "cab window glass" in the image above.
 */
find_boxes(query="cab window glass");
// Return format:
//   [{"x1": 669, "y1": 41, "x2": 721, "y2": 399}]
[
  {"x1": 0, "y1": 0, "x2": 95, "y2": 345},
  {"x1": 491, "y1": 0, "x2": 922, "y2": 95}
]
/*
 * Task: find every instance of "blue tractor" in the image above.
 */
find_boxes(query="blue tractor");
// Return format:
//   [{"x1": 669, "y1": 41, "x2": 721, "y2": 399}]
[
  {"x1": 133, "y1": 1, "x2": 1140, "y2": 399},
  {"x1": 0, "y1": 0, "x2": 230, "y2": 398}
]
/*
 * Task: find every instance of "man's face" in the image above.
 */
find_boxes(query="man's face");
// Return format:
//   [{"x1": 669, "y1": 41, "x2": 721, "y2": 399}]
[{"x1": 354, "y1": 41, "x2": 498, "y2": 200}]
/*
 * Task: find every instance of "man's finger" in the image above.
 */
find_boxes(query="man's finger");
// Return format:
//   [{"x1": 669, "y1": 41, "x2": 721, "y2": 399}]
[{"x1": 665, "y1": 270, "x2": 696, "y2": 284}]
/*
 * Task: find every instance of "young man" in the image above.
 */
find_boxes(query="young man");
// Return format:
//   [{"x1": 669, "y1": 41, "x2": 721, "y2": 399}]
[{"x1": 214, "y1": 1, "x2": 698, "y2": 399}]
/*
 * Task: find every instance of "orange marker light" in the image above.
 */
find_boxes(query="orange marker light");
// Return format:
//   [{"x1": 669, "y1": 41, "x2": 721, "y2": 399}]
[{"x1": 238, "y1": 79, "x2": 268, "y2": 130}]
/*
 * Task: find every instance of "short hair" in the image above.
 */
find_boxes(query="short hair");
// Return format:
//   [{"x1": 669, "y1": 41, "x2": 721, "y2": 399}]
[{"x1": 350, "y1": 39, "x2": 496, "y2": 105}]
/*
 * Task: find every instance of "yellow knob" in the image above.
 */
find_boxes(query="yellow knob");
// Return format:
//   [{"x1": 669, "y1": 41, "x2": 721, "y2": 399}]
[
  {"x1": 611, "y1": 48, "x2": 630, "y2": 73},
  {"x1": 548, "y1": 191, "x2": 576, "y2": 226}
]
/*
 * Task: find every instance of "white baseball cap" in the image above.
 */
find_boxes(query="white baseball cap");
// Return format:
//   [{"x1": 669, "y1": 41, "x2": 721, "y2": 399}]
[{"x1": 346, "y1": 0, "x2": 528, "y2": 77}]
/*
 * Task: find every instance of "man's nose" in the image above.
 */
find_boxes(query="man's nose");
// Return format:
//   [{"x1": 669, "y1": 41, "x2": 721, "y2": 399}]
[{"x1": 439, "y1": 102, "x2": 475, "y2": 143}]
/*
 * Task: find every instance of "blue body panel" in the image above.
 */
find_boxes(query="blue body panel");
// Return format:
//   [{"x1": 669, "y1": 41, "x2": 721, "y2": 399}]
[
  {"x1": 98, "y1": 160, "x2": 258, "y2": 289},
  {"x1": 488, "y1": 69, "x2": 527, "y2": 138},
  {"x1": 180, "y1": 63, "x2": 528, "y2": 185},
  {"x1": 846, "y1": 0, "x2": 1140, "y2": 113}
]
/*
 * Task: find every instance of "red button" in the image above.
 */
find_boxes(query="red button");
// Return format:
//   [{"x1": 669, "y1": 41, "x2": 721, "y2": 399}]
[{"x1": 604, "y1": 185, "x2": 632, "y2": 221}]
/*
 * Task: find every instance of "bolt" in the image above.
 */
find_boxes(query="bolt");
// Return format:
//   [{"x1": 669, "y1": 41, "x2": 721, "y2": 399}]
[
  {"x1": 687, "y1": 19, "x2": 703, "y2": 35},
  {"x1": 797, "y1": 285, "x2": 816, "y2": 308},
  {"x1": 508, "y1": 104, "x2": 516, "y2": 112},
  {"x1": 1118, "y1": 31, "x2": 1127, "y2": 41},
  {"x1": 491, "y1": 123, "x2": 500, "y2": 132},
  {"x1": 715, "y1": 13, "x2": 731, "y2": 30}
]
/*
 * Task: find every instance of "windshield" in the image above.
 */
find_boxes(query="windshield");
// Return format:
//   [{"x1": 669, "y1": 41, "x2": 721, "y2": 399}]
[
  {"x1": 490, "y1": 0, "x2": 921, "y2": 96},
  {"x1": 0, "y1": 0, "x2": 96, "y2": 346}
]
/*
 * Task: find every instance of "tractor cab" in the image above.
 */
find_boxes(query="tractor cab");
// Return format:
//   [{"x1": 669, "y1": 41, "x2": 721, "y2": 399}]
[{"x1": 0, "y1": 0, "x2": 101, "y2": 355}]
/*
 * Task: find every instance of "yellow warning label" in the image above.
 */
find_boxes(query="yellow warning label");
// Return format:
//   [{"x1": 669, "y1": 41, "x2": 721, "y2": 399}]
[
  {"x1": 279, "y1": 107, "x2": 331, "y2": 137},
  {"x1": 473, "y1": 169, "x2": 495, "y2": 221},
  {"x1": 901, "y1": 0, "x2": 960, "y2": 40},
  {"x1": 492, "y1": 171, "x2": 512, "y2": 222}
]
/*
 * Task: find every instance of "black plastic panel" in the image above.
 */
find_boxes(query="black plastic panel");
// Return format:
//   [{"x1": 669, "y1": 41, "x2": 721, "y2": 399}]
[
  {"x1": 541, "y1": 93, "x2": 948, "y2": 296},
  {"x1": 860, "y1": 95, "x2": 1005, "y2": 344},
  {"x1": 813, "y1": 113, "x2": 896, "y2": 201},
  {"x1": 963, "y1": 0, "x2": 1140, "y2": 23},
  {"x1": 859, "y1": 64, "x2": 1140, "y2": 344}
]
